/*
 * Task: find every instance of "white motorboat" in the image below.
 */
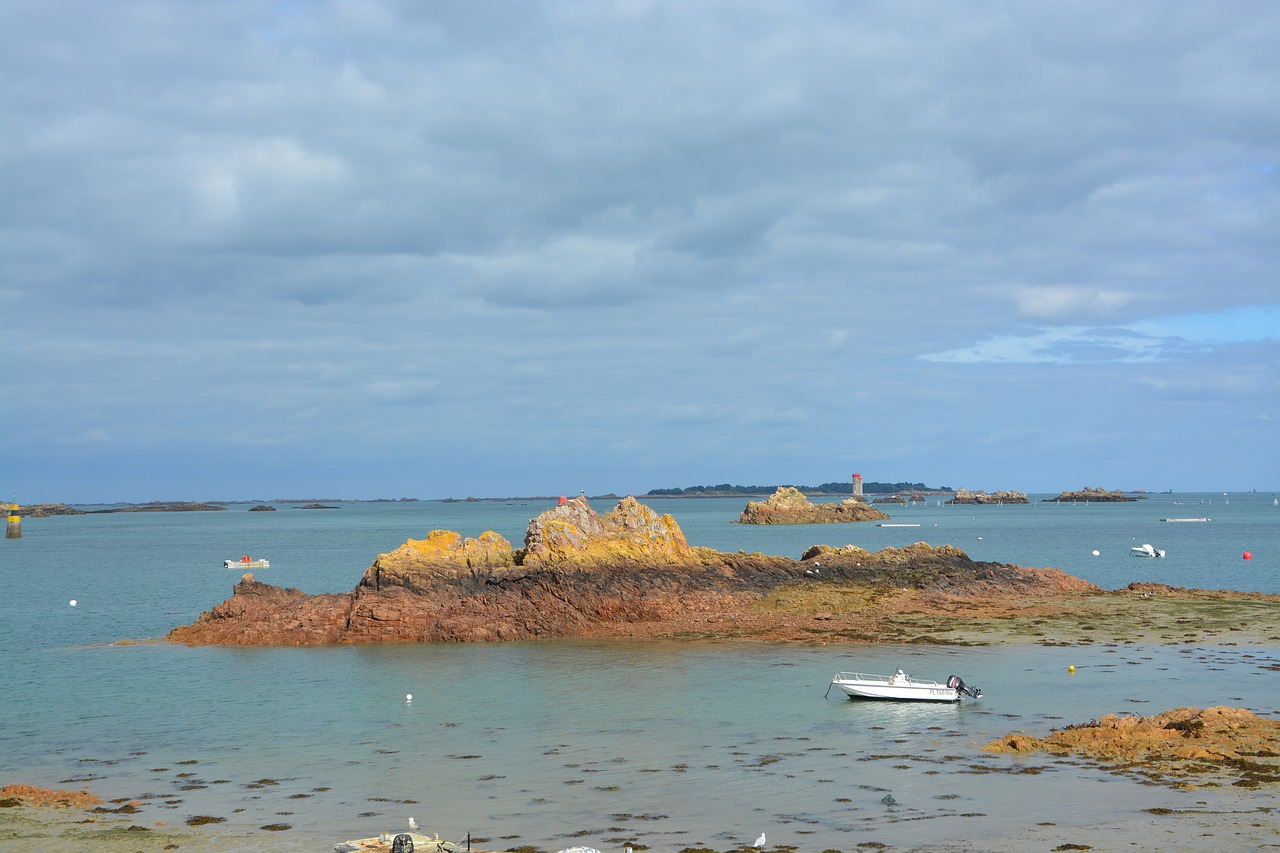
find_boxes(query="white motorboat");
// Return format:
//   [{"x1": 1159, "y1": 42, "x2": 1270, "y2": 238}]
[
  {"x1": 826, "y1": 670, "x2": 981, "y2": 702},
  {"x1": 224, "y1": 555, "x2": 270, "y2": 569},
  {"x1": 1130, "y1": 544, "x2": 1165, "y2": 558}
]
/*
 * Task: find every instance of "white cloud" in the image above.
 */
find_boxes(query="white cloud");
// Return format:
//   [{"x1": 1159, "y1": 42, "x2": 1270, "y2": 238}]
[{"x1": 1014, "y1": 286, "x2": 1138, "y2": 323}]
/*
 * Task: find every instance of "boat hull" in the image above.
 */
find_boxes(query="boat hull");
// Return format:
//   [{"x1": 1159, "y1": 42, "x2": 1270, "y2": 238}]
[
  {"x1": 830, "y1": 672, "x2": 960, "y2": 702},
  {"x1": 834, "y1": 682, "x2": 959, "y2": 701}
]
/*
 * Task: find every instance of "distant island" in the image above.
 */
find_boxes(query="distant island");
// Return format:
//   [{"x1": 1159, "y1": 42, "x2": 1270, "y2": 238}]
[
  {"x1": 648, "y1": 480, "x2": 952, "y2": 497},
  {"x1": 88, "y1": 502, "x2": 227, "y2": 514},
  {"x1": 946, "y1": 488, "x2": 1030, "y2": 505},
  {"x1": 1044, "y1": 487, "x2": 1143, "y2": 503}
]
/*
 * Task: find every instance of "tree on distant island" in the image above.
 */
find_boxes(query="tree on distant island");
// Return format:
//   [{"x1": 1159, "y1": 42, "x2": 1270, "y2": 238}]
[{"x1": 647, "y1": 480, "x2": 950, "y2": 496}]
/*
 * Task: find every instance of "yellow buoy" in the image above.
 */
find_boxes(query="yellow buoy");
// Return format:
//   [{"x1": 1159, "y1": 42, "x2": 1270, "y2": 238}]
[
  {"x1": 6, "y1": 503, "x2": 20, "y2": 539},
  {"x1": 1068, "y1": 665, "x2": 1076, "y2": 673}
]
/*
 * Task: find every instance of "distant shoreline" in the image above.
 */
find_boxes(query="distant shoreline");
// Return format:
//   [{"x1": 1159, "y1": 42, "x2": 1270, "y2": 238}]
[{"x1": 18, "y1": 488, "x2": 1274, "y2": 514}]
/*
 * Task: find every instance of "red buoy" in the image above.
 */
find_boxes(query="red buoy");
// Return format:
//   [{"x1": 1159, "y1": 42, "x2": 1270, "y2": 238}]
[
  {"x1": 558, "y1": 495, "x2": 567, "y2": 506},
  {"x1": 1243, "y1": 551, "x2": 1253, "y2": 560}
]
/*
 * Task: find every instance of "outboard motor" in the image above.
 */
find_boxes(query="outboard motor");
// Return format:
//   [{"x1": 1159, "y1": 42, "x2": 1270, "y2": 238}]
[
  {"x1": 391, "y1": 834, "x2": 415, "y2": 853},
  {"x1": 947, "y1": 675, "x2": 982, "y2": 699}
]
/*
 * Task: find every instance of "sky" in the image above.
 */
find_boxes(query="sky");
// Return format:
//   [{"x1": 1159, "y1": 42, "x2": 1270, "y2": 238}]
[{"x1": 2, "y1": 1, "x2": 1277, "y2": 503}]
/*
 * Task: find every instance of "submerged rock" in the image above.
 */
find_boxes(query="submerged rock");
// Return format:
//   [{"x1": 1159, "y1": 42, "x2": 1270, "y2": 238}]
[{"x1": 0, "y1": 784, "x2": 103, "y2": 809}]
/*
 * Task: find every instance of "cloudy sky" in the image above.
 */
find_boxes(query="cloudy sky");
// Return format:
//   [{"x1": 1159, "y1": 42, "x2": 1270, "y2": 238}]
[{"x1": 2, "y1": 1, "x2": 1277, "y2": 503}]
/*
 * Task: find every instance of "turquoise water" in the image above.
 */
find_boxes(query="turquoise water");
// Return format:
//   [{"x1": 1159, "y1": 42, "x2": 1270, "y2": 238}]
[{"x1": 1, "y1": 493, "x2": 1277, "y2": 851}]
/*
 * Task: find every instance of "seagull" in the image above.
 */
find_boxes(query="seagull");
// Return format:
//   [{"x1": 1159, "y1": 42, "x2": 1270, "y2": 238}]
[
  {"x1": 753, "y1": 832, "x2": 766, "y2": 848},
  {"x1": 408, "y1": 816, "x2": 419, "y2": 833}
]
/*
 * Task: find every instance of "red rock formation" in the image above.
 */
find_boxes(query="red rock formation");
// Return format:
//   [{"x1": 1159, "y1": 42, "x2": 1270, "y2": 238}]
[{"x1": 167, "y1": 496, "x2": 1095, "y2": 646}]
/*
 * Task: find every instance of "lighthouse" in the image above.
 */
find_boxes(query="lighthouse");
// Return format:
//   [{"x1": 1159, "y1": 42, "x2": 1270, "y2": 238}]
[{"x1": 852, "y1": 472, "x2": 864, "y2": 501}]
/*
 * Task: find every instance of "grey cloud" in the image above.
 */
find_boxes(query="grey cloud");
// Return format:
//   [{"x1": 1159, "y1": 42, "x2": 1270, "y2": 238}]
[{"x1": 2, "y1": 0, "x2": 1276, "y2": 500}]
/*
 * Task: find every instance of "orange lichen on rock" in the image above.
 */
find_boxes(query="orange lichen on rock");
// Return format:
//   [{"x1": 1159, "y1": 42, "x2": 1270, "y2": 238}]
[
  {"x1": 0, "y1": 784, "x2": 103, "y2": 808},
  {"x1": 984, "y1": 706, "x2": 1280, "y2": 787},
  {"x1": 379, "y1": 529, "x2": 516, "y2": 574},
  {"x1": 738, "y1": 487, "x2": 890, "y2": 524},
  {"x1": 521, "y1": 495, "x2": 702, "y2": 566}
]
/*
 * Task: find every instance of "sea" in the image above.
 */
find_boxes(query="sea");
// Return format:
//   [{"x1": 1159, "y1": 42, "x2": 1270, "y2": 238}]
[{"x1": 1, "y1": 492, "x2": 1277, "y2": 852}]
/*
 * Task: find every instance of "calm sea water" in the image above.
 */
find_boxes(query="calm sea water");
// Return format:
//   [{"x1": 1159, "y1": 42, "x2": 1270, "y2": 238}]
[{"x1": 1, "y1": 493, "x2": 1277, "y2": 851}]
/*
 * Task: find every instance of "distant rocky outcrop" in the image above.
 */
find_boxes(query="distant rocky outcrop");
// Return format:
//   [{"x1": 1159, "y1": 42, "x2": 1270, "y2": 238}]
[
  {"x1": 737, "y1": 487, "x2": 891, "y2": 524},
  {"x1": 11, "y1": 503, "x2": 85, "y2": 517},
  {"x1": 945, "y1": 488, "x2": 1030, "y2": 505},
  {"x1": 166, "y1": 495, "x2": 1093, "y2": 646},
  {"x1": 297, "y1": 502, "x2": 340, "y2": 509},
  {"x1": 248, "y1": 504, "x2": 276, "y2": 512},
  {"x1": 89, "y1": 502, "x2": 226, "y2": 513},
  {"x1": 1045, "y1": 487, "x2": 1141, "y2": 503}
]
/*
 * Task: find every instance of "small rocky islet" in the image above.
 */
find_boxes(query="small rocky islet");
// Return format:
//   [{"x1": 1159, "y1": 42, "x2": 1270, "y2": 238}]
[{"x1": 736, "y1": 486, "x2": 892, "y2": 523}]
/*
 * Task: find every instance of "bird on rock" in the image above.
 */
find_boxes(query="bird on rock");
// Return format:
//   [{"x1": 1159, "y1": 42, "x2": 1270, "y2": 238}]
[{"x1": 753, "y1": 833, "x2": 766, "y2": 848}]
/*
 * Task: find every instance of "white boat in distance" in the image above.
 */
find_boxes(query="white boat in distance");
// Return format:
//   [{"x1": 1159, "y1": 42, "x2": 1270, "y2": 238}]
[
  {"x1": 827, "y1": 670, "x2": 981, "y2": 702},
  {"x1": 224, "y1": 555, "x2": 269, "y2": 569},
  {"x1": 1130, "y1": 544, "x2": 1166, "y2": 558}
]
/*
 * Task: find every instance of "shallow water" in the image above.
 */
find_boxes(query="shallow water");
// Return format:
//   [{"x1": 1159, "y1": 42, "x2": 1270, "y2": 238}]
[{"x1": 0, "y1": 492, "x2": 1276, "y2": 850}]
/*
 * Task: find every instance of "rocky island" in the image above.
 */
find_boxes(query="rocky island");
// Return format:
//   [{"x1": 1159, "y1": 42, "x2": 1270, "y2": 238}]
[
  {"x1": 89, "y1": 501, "x2": 228, "y2": 513},
  {"x1": 9, "y1": 503, "x2": 85, "y2": 516},
  {"x1": 1045, "y1": 487, "x2": 1141, "y2": 502},
  {"x1": 170, "y1": 494, "x2": 1100, "y2": 646},
  {"x1": 736, "y1": 486, "x2": 891, "y2": 524},
  {"x1": 945, "y1": 488, "x2": 1030, "y2": 505}
]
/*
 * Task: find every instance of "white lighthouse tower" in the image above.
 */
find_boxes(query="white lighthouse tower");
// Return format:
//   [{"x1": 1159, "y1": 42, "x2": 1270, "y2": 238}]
[{"x1": 852, "y1": 472, "x2": 864, "y2": 501}]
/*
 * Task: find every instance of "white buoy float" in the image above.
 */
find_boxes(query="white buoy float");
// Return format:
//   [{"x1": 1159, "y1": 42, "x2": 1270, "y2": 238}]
[{"x1": 69, "y1": 599, "x2": 77, "y2": 606}]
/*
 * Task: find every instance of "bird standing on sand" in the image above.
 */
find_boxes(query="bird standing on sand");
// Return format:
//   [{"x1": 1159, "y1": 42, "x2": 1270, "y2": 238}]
[
  {"x1": 408, "y1": 816, "x2": 419, "y2": 833},
  {"x1": 753, "y1": 832, "x2": 766, "y2": 848}
]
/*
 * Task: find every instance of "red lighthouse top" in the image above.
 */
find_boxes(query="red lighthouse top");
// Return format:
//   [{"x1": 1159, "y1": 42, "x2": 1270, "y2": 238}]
[{"x1": 853, "y1": 472, "x2": 862, "y2": 479}]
